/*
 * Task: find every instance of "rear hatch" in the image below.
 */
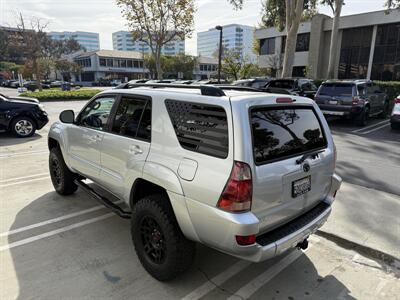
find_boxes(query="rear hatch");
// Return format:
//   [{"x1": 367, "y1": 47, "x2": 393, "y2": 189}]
[
  {"x1": 249, "y1": 104, "x2": 332, "y2": 233},
  {"x1": 315, "y1": 83, "x2": 355, "y2": 111}
]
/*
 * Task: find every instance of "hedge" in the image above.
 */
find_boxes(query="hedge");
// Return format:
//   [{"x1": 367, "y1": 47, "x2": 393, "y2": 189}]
[{"x1": 20, "y1": 89, "x2": 102, "y2": 101}]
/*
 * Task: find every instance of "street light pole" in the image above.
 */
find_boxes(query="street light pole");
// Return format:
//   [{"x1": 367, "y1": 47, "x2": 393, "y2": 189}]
[{"x1": 215, "y1": 25, "x2": 223, "y2": 84}]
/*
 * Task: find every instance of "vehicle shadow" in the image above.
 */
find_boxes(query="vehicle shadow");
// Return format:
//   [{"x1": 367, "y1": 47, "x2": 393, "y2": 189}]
[
  {"x1": 5, "y1": 189, "x2": 355, "y2": 300},
  {"x1": 0, "y1": 132, "x2": 43, "y2": 147}
]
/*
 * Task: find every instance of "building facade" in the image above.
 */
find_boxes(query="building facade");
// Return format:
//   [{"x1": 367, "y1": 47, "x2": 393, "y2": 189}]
[
  {"x1": 193, "y1": 57, "x2": 219, "y2": 80},
  {"x1": 197, "y1": 24, "x2": 257, "y2": 62},
  {"x1": 70, "y1": 50, "x2": 148, "y2": 84},
  {"x1": 255, "y1": 10, "x2": 400, "y2": 81},
  {"x1": 48, "y1": 31, "x2": 100, "y2": 52},
  {"x1": 112, "y1": 31, "x2": 185, "y2": 56}
]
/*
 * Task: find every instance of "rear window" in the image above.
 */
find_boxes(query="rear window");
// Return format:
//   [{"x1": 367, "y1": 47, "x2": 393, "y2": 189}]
[
  {"x1": 268, "y1": 80, "x2": 295, "y2": 89},
  {"x1": 318, "y1": 83, "x2": 354, "y2": 97},
  {"x1": 165, "y1": 100, "x2": 229, "y2": 158},
  {"x1": 250, "y1": 106, "x2": 327, "y2": 164}
]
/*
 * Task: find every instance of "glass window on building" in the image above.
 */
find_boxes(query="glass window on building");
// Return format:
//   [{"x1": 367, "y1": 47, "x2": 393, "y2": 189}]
[
  {"x1": 371, "y1": 22, "x2": 400, "y2": 81},
  {"x1": 338, "y1": 26, "x2": 373, "y2": 79},
  {"x1": 260, "y1": 37, "x2": 275, "y2": 55},
  {"x1": 99, "y1": 58, "x2": 106, "y2": 67},
  {"x1": 281, "y1": 33, "x2": 310, "y2": 53}
]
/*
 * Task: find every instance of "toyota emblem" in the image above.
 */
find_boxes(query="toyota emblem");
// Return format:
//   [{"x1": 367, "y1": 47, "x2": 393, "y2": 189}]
[{"x1": 303, "y1": 163, "x2": 311, "y2": 173}]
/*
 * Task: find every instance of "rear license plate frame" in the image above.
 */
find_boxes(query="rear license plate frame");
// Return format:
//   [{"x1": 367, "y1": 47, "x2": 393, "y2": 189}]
[{"x1": 292, "y1": 176, "x2": 311, "y2": 198}]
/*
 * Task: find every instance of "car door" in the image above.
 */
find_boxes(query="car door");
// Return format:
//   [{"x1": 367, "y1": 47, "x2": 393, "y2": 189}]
[
  {"x1": 372, "y1": 84, "x2": 386, "y2": 113},
  {"x1": 99, "y1": 94, "x2": 151, "y2": 198},
  {"x1": 366, "y1": 83, "x2": 379, "y2": 114},
  {"x1": 67, "y1": 95, "x2": 117, "y2": 180},
  {"x1": 0, "y1": 96, "x2": 8, "y2": 131}
]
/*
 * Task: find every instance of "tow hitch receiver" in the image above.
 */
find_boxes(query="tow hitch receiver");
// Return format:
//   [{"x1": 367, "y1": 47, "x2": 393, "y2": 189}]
[
  {"x1": 75, "y1": 180, "x2": 132, "y2": 219},
  {"x1": 296, "y1": 239, "x2": 309, "y2": 250}
]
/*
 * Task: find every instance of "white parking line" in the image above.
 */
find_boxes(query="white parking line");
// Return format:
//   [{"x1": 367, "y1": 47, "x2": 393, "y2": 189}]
[
  {"x1": 227, "y1": 249, "x2": 305, "y2": 300},
  {"x1": 0, "y1": 172, "x2": 49, "y2": 184},
  {"x1": 0, "y1": 213, "x2": 114, "y2": 252},
  {"x1": 181, "y1": 260, "x2": 251, "y2": 300},
  {"x1": 0, "y1": 200, "x2": 123, "y2": 238},
  {"x1": 0, "y1": 150, "x2": 48, "y2": 158},
  {"x1": 351, "y1": 120, "x2": 389, "y2": 133},
  {"x1": 359, "y1": 123, "x2": 390, "y2": 135},
  {"x1": 0, "y1": 176, "x2": 50, "y2": 187}
]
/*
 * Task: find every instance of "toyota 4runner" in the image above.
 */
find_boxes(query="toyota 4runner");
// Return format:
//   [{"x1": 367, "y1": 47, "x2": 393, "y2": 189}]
[{"x1": 48, "y1": 84, "x2": 342, "y2": 281}]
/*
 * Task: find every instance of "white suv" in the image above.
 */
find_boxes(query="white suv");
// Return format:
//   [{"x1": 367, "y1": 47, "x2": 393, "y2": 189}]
[{"x1": 48, "y1": 84, "x2": 342, "y2": 281}]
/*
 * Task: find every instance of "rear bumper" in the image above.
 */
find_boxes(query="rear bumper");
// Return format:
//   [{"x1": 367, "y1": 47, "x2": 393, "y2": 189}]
[
  {"x1": 185, "y1": 173, "x2": 342, "y2": 262},
  {"x1": 319, "y1": 105, "x2": 363, "y2": 117}
]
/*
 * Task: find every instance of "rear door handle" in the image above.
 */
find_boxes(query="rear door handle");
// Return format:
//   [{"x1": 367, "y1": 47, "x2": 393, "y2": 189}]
[
  {"x1": 129, "y1": 145, "x2": 143, "y2": 155},
  {"x1": 89, "y1": 134, "x2": 102, "y2": 143}
]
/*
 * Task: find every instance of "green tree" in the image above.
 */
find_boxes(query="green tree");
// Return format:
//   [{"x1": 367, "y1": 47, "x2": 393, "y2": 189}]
[
  {"x1": 165, "y1": 54, "x2": 197, "y2": 79},
  {"x1": 116, "y1": 0, "x2": 195, "y2": 79},
  {"x1": 54, "y1": 59, "x2": 82, "y2": 81}
]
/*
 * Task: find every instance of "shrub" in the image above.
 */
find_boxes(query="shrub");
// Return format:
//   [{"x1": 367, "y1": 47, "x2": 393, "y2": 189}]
[
  {"x1": 20, "y1": 89, "x2": 102, "y2": 101},
  {"x1": 375, "y1": 81, "x2": 400, "y2": 103}
]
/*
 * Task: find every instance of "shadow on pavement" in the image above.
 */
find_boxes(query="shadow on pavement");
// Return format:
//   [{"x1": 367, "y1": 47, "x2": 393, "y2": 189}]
[
  {"x1": 5, "y1": 189, "x2": 355, "y2": 299},
  {"x1": 0, "y1": 132, "x2": 43, "y2": 147}
]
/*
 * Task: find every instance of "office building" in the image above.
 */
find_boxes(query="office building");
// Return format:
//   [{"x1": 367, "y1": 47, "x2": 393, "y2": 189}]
[
  {"x1": 255, "y1": 10, "x2": 400, "y2": 80},
  {"x1": 48, "y1": 31, "x2": 100, "y2": 52},
  {"x1": 112, "y1": 31, "x2": 185, "y2": 56},
  {"x1": 197, "y1": 24, "x2": 256, "y2": 62}
]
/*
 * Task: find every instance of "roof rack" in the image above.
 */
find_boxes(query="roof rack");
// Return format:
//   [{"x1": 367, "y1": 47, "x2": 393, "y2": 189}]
[{"x1": 116, "y1": 83, "x2": 266, "y2": 97}]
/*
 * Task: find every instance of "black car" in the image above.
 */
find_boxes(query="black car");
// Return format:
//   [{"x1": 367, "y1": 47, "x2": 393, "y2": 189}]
[
  {"x1": 233, "y1": 77, "x2": 272, "y2": 89},
  {"x1": 264, "y1": 78, "x2": 318, "y2": 99},
  {"x1": 315, "y1": 80, "x2": 389, "y2": 126},
  {"x1": 391, "y1": 96, "x2": 400, "y2": 130},
  {"x1": 0, "y1": 93, "x2": 49, "y2": 137}
]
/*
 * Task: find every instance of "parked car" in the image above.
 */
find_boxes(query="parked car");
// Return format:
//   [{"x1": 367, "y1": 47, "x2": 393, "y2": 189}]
[
  {"x1": 48, "y1": 84, "x2": 341, "y2": 281},
  {"x1": 192, "y1": 79, "x2": 230, "y2": 85},
  {"x1": 315, "y1": 80, "x2": 389, "y2": 126},
  {"x1": 264, "y1": 78, "x2": 318, "y2": 99},
  {"x1": 390, "y1": 96, "x2": 400, "y2": 130},
  {"x1": 0, "y1": 93, "x2": 49, "y2": 137},
  {"x1": 24, "y1": 81, "x2": 39, "y2": 92},
  {"x1": 233, "y1": 77, "x2": 272, "y2": 89}
]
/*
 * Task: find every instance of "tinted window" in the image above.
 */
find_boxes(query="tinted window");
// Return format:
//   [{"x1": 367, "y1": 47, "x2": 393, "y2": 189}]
[
  {"x1": 111, "y1": 97, "x2": 149, "y2": 139},
  {"x1": 260, "y1": 38, "x2": 275, "y2": 55},
  {"x1": 268, "y1": 80, "x2": 295, "y2": 89},
  {"x1": 165, "y1": 100, "x2": 229, "y2": 158},
  {"x1": 79, "y1": 96, "x2": 116, "y2": 130},
  {"x1": 251, "y1": 107, "x2": 327, "y2": 164},
  {"x1": 318, "y1": 83, "x2": 354, "y2": 97},
  {"x1": 136, "y1": 103, "x2": 151, "y2": 141}
]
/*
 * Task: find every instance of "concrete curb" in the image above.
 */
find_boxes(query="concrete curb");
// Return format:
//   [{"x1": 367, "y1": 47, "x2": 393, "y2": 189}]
[{"x1": 316, "y1": 230, "x2": 400, "y2": 267}]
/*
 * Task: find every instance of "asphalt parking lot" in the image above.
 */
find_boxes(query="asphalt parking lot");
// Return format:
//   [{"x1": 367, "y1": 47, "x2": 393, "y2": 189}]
[{"x1": 1, "y1": 90, "x2": 399, "y2": 300}]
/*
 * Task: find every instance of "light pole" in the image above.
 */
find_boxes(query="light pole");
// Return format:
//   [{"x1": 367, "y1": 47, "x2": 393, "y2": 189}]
[{"x1": 215, "y1": 25, "x2": 223, "y2": 84}]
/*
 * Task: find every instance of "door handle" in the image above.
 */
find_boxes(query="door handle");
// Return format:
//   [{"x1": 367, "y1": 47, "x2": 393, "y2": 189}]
[
  {"x1": 89, "y1": 134, "x2": 102, "y2": 143},
  {"x1": 129, "y1": 145, "x2": 143, "y2": 155}
]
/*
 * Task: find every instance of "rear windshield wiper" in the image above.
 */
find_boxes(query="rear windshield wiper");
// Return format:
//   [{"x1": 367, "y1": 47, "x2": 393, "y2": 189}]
[{"x1": 296, "y1": 149, "x2": 325, "y2": 165}]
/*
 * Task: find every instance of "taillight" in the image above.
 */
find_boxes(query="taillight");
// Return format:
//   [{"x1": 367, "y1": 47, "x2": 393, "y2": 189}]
[
  {"x1": 217, "y1": 161, "x2": 252, "y2": 213},
  {"x1": 236, "y1": 235, "x2": 256, "y2": 246},
  {"x1": 352, "y1": 96, "x2": 360, "y2": 105},
  {"x1": 395, "y1": 97, "x2": 400, "y2": 104}
]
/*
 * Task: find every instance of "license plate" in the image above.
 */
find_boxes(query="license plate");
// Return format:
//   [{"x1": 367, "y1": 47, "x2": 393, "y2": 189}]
[
  {"x1": 329, "y1": 100, "x2": 338, "y2": 105},
  {"x1": 292, "y1": 176, "x2": 311, "y2": 198}
]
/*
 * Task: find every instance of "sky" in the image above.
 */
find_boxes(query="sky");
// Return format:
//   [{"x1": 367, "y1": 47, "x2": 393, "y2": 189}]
[{"x1": 0, "y1": 0, "x2": 388, "y2": 55}]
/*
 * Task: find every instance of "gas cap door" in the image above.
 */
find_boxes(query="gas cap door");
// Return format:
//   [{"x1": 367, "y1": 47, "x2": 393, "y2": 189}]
[{"x1": 178, "y1": 158, "x2": 198, "y2": 181}]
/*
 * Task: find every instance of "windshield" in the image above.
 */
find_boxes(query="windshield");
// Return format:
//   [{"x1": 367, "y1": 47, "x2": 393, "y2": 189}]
[
  {"x1": 250, "y1": 106, "x2": 327, "y2": 164},
  {"x1": 318, "y1": 83, "x2": 354, "y2": 97}
]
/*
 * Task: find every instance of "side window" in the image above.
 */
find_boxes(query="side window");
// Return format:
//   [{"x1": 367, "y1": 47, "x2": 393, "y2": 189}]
[
  {"x1": 78, "y1": 96, "x2": 116, "y2": 130},
  {"x1": 301, "y1": 82, "x2": 312, "y2": 91},
  {"x1": 111, "y1": 96, "x2": 151, "y2": 141},
  {"x1": 358, "y1": 84, "x2": 367, "y2": 97},
  {"x1": 165, "y1": 100, "x2": 229, "y2": 159}
]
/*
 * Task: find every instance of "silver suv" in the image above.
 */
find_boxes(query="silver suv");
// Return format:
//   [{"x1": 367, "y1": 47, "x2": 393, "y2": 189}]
[{"x1": 48, "y1": 84, "x2": 342, "y2": 281}]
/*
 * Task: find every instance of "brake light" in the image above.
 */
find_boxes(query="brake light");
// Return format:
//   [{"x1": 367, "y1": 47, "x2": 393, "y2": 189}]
[
  {"x1": 352, "y1": 96, "x2": 360, "y2": 105},
  {"x1": 276, "y1": 97, "x2": 293, "y2": 103},
  {"x1": 236, "y1": 235, "x2": 256, "y2": 246},
  {"x1": 395, "y1": 97, "x2": 400, "y2": 104},
  {"x1": 217, "y1": 161, "x2": 252, "y2": 213}
]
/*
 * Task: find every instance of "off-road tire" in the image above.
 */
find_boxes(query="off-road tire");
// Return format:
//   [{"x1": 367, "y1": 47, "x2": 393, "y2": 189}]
[
  {"x1": 49, "y1": 147, "x2": 78, "y2": 195},
  {"x1": 11, "y1": 116, "x2": 36, "y2": 138},
  {"x1": 356, "y1": 107, "x2": 370, "y2": 127},
  {"x1": 131, "y1": 194, "x2": 195, "y2": 281}
]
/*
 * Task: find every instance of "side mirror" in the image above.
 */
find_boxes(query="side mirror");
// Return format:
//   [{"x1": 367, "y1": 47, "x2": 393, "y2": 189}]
[{"x1": 59, "y1": 110, "x2": 75, "y2": 124}]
